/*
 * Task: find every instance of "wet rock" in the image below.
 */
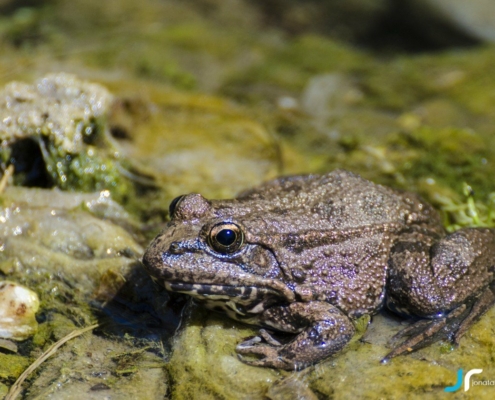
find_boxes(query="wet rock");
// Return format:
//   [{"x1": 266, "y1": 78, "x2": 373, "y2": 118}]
[
  {"x1": 0, "y1": 73, "x2": 112, "y2": 154},
  {"x1": 0, "y1": 338, "x2": 17, "y2": 352},
  {"x1": 0, "y1": 73, "x2": 139, "y2": 202},
  {"x1": 0, "y1": 281, "x2": 39, "y2": 340},
  {"x1": 301, "y1": 73, "x2": 363, "y2": 135},
  {"x1": 415, "y1": 0, "x2": 495, "y2": 42},
  {"x1": 0, "y1": 185, "x2": 172, "y2": 397},
  {"x1": 0, "y1": 187, "x2": 143, "y2": 289},
  {"x1": 111, "y1": 86, "x2": 281, "y2": 200}
]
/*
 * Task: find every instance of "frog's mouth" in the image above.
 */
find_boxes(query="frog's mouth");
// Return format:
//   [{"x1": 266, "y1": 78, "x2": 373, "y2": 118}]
[{"x1": 164, "y1": 281, "x2": 294, "y2": 314}]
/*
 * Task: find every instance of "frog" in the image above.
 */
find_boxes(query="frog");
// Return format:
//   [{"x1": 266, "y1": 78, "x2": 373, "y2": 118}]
[{"x1": 142, "y1": 169, "x2": 495, "y2": 370}]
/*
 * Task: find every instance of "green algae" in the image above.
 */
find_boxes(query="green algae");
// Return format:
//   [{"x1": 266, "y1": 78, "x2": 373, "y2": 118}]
[
  {"x1": 350, "y1": 314, "x2": 371, "y2": 344},
  {"x1": 24, "y1": 329, "x2": 169, "y2": 399},
  {"x1": 306, "y1": 308, "x2": 495, "y2": 400},
  {"x1": 224, "y1": 34, "x2": 372, "y2": 99},
  {"x1": 0, "y1": 7, "x2": 45, "y2": 50},
  {"x1": 109, "y1": 346, "x2": 168, "y2": 376},
  {"x1": 163, "y1": 305, "x2": 495, "y2": 399},
  {"x1": 43, "y1": 141, "x2": 133, "y2": 202},
  {"x1": 0, "y1": 353, "x2": 31, "y2": 379},
  {"x1": 436, "y1": 184, "x2": 495, "y2": 231},
  {"x1": 298, "y1": 123, "x2": 495, "y2": 231},
  {"x1": 0, "y1": 383, "x2": 7, "y2": 398},
  {"x1": 0, "y1": 185, "x2": 154, "y2": 396},
  {"x1": 387, "y1": 126, "x2": 495, "y2": 197},
  {"x1": 362, "y1": 44, "x2": 495, "y2": 118}
]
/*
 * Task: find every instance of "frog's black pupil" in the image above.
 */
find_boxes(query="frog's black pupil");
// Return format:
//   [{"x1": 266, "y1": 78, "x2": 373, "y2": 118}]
[{"x1": 216, "y1": 229, "x2": 236, "y2": 246}]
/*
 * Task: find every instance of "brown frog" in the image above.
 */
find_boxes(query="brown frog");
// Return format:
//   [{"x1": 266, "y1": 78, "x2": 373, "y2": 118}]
[{"x1": 142, "y1": 170, "x2": 495, "y2": 370}]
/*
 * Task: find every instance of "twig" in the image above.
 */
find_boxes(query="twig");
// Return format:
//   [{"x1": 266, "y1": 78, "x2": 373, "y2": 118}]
[
  {"x1": 5, "y1": 323, "x2": 99, "y2": 400},
  {"x1": 0, "y1": 164, "x2": 14, "y2": 195}
]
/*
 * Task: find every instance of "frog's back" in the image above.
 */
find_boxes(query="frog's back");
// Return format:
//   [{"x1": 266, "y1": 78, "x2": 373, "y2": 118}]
[{"x1": 225, "y1": 169, "x2": 434, "y2": 235}]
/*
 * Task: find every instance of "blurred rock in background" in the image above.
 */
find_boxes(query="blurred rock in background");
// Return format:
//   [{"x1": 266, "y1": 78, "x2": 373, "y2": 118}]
[
  {"x1": 414, "y1": 0, "x2": 495, "y2": 42},
  {"x1": 251, "y1": 0, "x2": 495, "y2": 51}
]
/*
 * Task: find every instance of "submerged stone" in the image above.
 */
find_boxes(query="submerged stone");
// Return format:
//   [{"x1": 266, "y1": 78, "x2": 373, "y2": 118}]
[{"x1": 26, "y1": 332, "x2": 169, "y2": 400}]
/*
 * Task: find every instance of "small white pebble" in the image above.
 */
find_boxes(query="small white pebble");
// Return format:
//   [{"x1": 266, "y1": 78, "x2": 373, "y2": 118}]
[{"x1": 0, "y1": 281, "x2": 39, "y2": 340}]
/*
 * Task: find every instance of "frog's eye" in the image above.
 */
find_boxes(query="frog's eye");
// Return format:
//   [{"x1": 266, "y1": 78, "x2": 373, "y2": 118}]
[
  {"x1": 169, "y1": 195, "x2": 185, "y2": 217},
  {"x1": 208, "y1": 222, "x2": 244, "y2": 254}
]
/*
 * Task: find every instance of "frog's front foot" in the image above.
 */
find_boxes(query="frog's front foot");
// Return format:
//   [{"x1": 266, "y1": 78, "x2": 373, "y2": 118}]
[{"x1": 236, "y1": 302, "x2": 355, "y2": 370}]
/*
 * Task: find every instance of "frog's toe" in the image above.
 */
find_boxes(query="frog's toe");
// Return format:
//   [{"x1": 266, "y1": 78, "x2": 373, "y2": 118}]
[
  {"x1": 237, "y1": 335, "x2": 263, "y2": 348},
  {"x1": 382, "y1": 318, "x2": 448, "y2": 363},
  {"x1": 237, "y1": 353, "x2": 292, "y2": 369},
  {"x1": 236, "y1": 330, "x2": 282, "y2": 353},
  {"x1": 259, "y1": 329, "x2": 282, "y2": 346},
  {"x1": 236, "y1": 343, "x2": 292, "y2": 369},
  {"x1": 383, "y1": 282, "x2": 495, "y2": 362},
  {"x1": 236, "y1": 338, "x2": 271, "y2": 354},
  {"x1": 388, "y1": 319, "x2": 431, "y2": 344},
  {"x1": 382, "y1": 304, "x2": 469, "y2": 363},
  {"x1": 236, "y1": 340, "x2": 278, "y2": 358},
  {"x1": 453, "y1": 283, "x2": 495, "y2": 344}
]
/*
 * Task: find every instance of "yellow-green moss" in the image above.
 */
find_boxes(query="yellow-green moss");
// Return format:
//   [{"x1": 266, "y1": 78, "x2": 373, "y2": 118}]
[
  {"x1": 167, "y1": 308, "x2": 284, "y2": 400},
  {"x1": 0, "y1": 383, "x2": 8, "y2": 398},
  {"x1": 0, "y1": 353, "x2": 31, "y2": 379}
]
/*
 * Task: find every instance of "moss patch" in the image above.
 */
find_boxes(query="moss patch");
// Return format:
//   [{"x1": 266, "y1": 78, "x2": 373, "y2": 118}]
[
  {"x1": 0, "y1": 353, "x2": 31, "y2": 379},
  {"x1": 167, "y1": 308, "x2": 284, "y2": 400}
]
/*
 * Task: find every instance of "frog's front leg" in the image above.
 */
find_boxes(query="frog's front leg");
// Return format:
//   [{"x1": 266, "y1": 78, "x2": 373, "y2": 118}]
[
  {"x1": 385, "y1": 228, "x2": 495, "y2": 362},
  {"x1": 236, "y1": 301, "x2": 355, "y2": 370}
]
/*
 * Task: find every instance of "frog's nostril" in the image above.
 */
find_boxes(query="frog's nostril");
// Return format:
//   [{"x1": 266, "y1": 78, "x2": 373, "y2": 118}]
[{"x1": 169, "y1": 242, "x2": 182, "y2": 254}]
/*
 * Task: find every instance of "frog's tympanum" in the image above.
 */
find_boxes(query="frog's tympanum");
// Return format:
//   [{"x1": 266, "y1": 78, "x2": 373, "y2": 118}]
[{"x1": 143, "y1": 170, "x2": 495, "y2": 370}]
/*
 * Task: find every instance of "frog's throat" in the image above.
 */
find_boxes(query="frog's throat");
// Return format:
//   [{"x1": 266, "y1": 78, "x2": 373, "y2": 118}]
[{"x1": 164, "y1": 278, "x2": 296, "y2": 304}]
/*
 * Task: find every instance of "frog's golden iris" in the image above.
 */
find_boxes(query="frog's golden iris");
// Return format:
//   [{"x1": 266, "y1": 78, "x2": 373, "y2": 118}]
[{"x1": 208, "y1": 222, "x2": 244, "y2": 254}]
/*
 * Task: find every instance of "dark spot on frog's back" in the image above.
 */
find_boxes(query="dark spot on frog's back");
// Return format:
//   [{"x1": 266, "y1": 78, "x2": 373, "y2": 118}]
[
  {"x1": 390, "y1": 240, "x2": 427, "y2": 255},
  {"x1": 283, "y1": 233, "x2": 306, "y2": 253}
]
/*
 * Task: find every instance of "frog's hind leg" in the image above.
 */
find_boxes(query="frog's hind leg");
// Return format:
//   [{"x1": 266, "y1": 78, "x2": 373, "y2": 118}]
[{"x1": 384, "y1": 228, "x2": 495, "y2": 362}]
